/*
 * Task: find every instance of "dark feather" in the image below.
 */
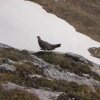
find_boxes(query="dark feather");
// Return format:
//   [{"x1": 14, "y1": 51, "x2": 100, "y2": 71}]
[{"x1": 37, "y1": 36, "x2": 61, "y2": 50}]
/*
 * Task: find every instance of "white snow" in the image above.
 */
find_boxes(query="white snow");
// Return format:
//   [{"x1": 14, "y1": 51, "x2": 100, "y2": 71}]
[{"x1": 0, "y1": 0, "x2": 100, "y2": 64}]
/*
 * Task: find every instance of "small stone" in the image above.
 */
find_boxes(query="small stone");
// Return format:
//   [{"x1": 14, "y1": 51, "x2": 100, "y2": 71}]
[{"x1": 0, "y1": 64, "x2": 16, "y2": 72}]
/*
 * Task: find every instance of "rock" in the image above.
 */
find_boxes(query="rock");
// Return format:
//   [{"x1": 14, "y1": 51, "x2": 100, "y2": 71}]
[
  {"x1": 1, "y1": 82, "x2": 62, "y2": 100},
  {"x1": 29, "y1": 74, "x2": 43, "y2": 78},
  {"x1": 0, "y1": 58, "x2": 16, "y2": 64},
  {"x1": 91, "y1": 63, "x2": 100, "y2": 76},
  {"x1": 65, "y1": 52, "x2": 92, "y2": 65},
  {"x1": 82, "y1": 74, "x2": 90, "y2": 79},
  {"x1": 65, "y1": 52, "x2": 100, "y2": 76},
  {"x1": 0, "y1": 64, "x2": 16, "y2": 72},
  {"x1": 0, "y1": 43, "x2": 12, "y2": 48},
  {"x1": 54, "y1": 0, "x2": 59, "y2": 2},
  {"x1": 1, "y1": 82, "x2": 25, "y2": 90},
  {"x1": 88, "y1": 47, "x2": 100, "y2": 59},
  {"x1": 28, "y1": 88, "x2": 62, "y2": 100},
  {"x1": 7, "y1": 59, "x2": 16, "y2": 64},
  {"x1": 31, "y1": 55, "x2": 100, "y2": 92},
  {"x1": 57, "y1": 93, "x2": 80, "y2": 100},
  {"x1": 57, "y1": 93, "x2": 69, "y2": 100}
]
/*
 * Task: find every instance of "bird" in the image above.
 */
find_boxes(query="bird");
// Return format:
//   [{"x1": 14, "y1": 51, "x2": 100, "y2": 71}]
[{"x1": 37, "y1": 36, "x2": 61, "y2": 50}]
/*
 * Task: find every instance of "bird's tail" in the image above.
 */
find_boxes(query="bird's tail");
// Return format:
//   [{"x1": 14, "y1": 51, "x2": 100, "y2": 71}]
[{"x1": 54, "y1": 44, "x2": 61, "y2": 48}]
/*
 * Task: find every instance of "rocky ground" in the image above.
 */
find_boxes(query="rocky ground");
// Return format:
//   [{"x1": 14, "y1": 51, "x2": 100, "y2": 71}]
[
  {"x1": 0, "y1": 0, "x2": 100, "y2": 100},
  {"x1": 89, "y1": 47, "x2": 100, "y2": 59},
  {"x1": 29, "y1": 0, "x2": 100, "y2": 42},
  {"x1": 0, "y1": 44, "x2": 100, "y2": 100}
]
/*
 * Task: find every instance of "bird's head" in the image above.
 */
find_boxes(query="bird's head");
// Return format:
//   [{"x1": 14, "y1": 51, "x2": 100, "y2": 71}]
[{"x1": 37, "y1": 36, "x2": 40, "y2": 39}]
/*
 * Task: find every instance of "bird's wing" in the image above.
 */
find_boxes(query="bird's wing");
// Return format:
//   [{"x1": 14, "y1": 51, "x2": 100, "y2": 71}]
[{"x1": 39, "y1": 39, "x2": 53, "y2": 49}]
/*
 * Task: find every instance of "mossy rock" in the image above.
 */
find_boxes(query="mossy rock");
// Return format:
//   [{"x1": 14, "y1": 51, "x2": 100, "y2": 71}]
[
  {"x1": 57, "y1": 93, "x2": 69, "y2": 100},
  {"x1": 0, "y1": 48, "x2": 33, "y2": 61},
  {"x1": 0, "y1": 87, "x2": 40, "y2": 100},
  {"x1": 0, "y1": 62, "x2": 43, "y2": 87},
  {"x1": 29, "y1": 77, "x2": 100, "y2": 100},
  {"x1": 35, "y1": 51, "x2": 100, "y2": 81}
]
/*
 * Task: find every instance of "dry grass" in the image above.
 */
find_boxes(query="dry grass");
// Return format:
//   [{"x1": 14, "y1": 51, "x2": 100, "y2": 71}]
[
  {"x1": 0, "y1": 48, "x2": 33, "y2": 61},
  {"x1": 35, "y1": 51, "x2": 100, "y2": 81},
  {"x1": 0, "y1": 87, "x2": 40, "y2": 100},
  {"x1": 0, "y1": 48, "x2": 100, "y2": 100},
  {"x1": 27, "y1": 77, "x2": 100, "y2": 100}
]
